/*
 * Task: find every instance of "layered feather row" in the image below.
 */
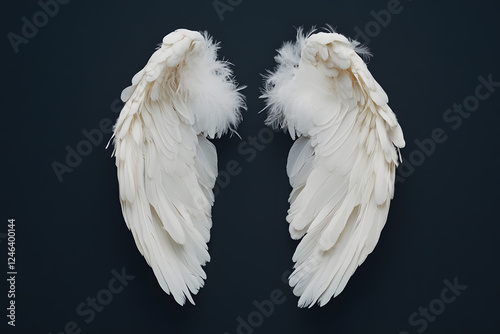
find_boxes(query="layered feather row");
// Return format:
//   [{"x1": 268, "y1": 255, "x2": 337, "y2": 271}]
[{"x1": 262, "y1": 28, "x2": 405, "y2": 307}]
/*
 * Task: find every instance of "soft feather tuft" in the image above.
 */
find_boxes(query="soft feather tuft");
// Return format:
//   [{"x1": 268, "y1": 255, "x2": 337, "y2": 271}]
[
  {"x1": 261, "y1": 26, "x2": 371, "y2": 137},
  {"x1": 178, "y1": 31, "x2": 245, "y2": 138}
]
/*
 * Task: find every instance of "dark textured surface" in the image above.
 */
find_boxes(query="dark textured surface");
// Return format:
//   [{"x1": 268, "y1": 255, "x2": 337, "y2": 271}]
[{"x1": 2, "y1": 0, "x2": 500, "y2": 333}]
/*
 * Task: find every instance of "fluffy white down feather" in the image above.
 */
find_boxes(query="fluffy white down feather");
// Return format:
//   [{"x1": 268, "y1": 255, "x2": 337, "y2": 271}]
[
  {"x1": 262, "y1": 28, "x2": 405, "y2": 307},
  {"x1": 111, "y1": 29, "x2": 244, "y2": 305}
]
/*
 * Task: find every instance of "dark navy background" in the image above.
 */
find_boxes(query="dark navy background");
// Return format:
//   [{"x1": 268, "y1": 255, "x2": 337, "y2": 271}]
[{"x1": 2, "y1": 0, "x2": 499, "y2": 333}]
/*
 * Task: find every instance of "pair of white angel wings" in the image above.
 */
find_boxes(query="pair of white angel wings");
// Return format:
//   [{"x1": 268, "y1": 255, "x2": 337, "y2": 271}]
[
  {"x1": 112, "y1": 27, "x2": 404, "y2": 308},
  {"x1": 262, "y1": 28, "x2": 405, "y2": 307},
  {"x1": 111, "y1": 29, "x2": 244, "y2": 305}
]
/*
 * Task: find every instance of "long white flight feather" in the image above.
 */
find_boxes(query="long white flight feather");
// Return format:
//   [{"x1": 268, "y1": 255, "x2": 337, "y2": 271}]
[
  {"x1": 111, "y1": 29, "x2": 244, "y2": 305},
  {"x1": 262, "y1": 27, "x2": 405, "y2": 307}
]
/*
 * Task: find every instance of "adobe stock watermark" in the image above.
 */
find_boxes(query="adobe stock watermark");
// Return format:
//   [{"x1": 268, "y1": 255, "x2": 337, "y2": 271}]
[
  {"x1": 224, "y1": 288, "x2": 286, "y2": 334},
  {"x1": 224, "y1": 252, "x2": 321, "y2": 334},
  {"x1": 51, "y1": 98, "x2": 273, "y2": 188},
  {"x1": 397, "y1": 74, "x2": 499, "y2": 183},
  {"x1": 49, "y1": 267, "x2": 135, "y2": 334},
  {"x1": 399, "y1": 277, "x2": 467, "y2": 334},
  {"x1": 7, "y1": 0, "x2": 73, "y2": 54},
  {"x1": 213, "y1": 127, "x2": 274, "y2": 197},
  {"x1": 352, "y1": 0, "x2": 415, "y2": 46},
  {"x1": 51, "y1": 98, "x2": 123, "y2": 183},
  {"x1": 213, "y1": 0, "x2": 243, "y2": 22}
]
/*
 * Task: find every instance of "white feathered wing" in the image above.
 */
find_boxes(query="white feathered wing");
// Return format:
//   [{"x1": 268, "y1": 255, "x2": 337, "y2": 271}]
[
  {"x1": 111, "y1": 29, "x2": 244, "y2": 305},
  {"x1": 262, "y1": 29, "x2": 405, "y2": 307}
]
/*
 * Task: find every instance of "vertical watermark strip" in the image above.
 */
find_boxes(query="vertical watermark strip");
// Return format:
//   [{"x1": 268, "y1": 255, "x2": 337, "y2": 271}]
[{"x1": 6, "y1": 218, "x2": 16, "y2": 327}]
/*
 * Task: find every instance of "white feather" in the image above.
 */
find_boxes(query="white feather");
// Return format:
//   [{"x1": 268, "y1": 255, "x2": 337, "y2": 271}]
[
  {"x1": 262, "y1": 27, "x2": 405, "y2": 307},
  {"x1": 111, "y1": 29, "x2": 244, "y2": 305}
]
